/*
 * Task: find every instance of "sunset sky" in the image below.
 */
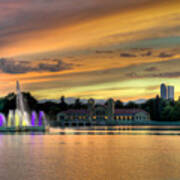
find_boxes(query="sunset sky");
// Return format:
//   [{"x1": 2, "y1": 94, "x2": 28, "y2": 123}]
[{"x1": 0, "y1": 0, "x2": 180, "y2": 101}]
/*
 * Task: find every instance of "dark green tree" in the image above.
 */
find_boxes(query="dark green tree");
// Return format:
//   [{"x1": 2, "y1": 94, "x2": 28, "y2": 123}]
[
  {"x1": 115, "y1": 100, "x2": 124, "y2": 109},
  {"x1": 125, "y1": 101, "x2": 139, "y2": 109},
  {"x1": 171, "y1": 101, "x2": 180, "y2": 121},
  {"x1": 59, "y1": 96, "x2": 68, "y2": 111},
  {"x1": 161, "y1": 105, "x2": 173, "y2": 121}
]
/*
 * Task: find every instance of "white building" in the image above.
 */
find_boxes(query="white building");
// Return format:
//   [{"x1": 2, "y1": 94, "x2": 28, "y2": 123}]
[
  {"x1": 168, "y1": 86, "x2": 174, "y2": 100},
  {"x1": 56, "y1": 99, "x2": 150, "y2": 126}
]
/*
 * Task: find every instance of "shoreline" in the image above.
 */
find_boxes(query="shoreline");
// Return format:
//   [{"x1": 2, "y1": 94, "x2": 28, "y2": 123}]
[{"x1": 56, "y1": 120, "x2": 180, "y2": 128}]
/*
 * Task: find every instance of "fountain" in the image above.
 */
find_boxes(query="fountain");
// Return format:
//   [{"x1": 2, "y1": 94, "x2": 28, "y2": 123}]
[{"x1": 0, "y1": 81, "x2": 48, "y2": 132}]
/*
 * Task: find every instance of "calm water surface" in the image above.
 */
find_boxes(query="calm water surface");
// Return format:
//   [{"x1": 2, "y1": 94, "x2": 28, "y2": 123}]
[{"x1": 0, "y1": 126, "x2": 180, "y2": 180}]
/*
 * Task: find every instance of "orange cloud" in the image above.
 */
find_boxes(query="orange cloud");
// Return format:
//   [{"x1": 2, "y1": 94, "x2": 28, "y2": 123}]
[{"x1": 0, "y1": 0, "x2": 180, "y2": 101}]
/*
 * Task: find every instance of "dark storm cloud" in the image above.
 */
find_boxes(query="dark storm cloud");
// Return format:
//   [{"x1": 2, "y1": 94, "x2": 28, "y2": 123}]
[
  {"x1": 153, "y1": 72, "x2": 180, "y2": 78},
  {"x1": 158, "y1": 52, "x2": 174, "y2": 58},
  {"x1": 126, "y1": 72, "x2": 139, "y2": 78},
  {"x1": 0, "y1": 58, "x2": 71, "y2": 74},
  {"x1": 144, "y1": 67, "x2": 158, "y2": 72},
  {"x1": 120, "y1": 53, "x2": 136, "y2": 58},
  {"x1": 141, "y1": 51, "x2": 152, "y2": 57},
  {"x1": 95, "y1": 50, "x2": 113, "y2": 54},
  {"x1": 124, "y1": 58, "x2": 180, "y2": 79}
]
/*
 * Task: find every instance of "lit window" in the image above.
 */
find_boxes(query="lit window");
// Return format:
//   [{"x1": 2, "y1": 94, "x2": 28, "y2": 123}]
[
  {"x1": 116, "y1": 116, "x2": 119, "y2": 120},
  {"x1": 104, "y1": 116, "x2": 108, "y2": 120},
  {"x1": 93, "y1": 116, "x2": 96, "y2": 119}
]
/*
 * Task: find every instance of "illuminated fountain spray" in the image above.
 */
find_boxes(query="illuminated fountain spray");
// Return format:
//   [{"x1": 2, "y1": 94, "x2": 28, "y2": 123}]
[
  {"x1": 31, "y1": 111, "x2": 47, "y2": 127},
  {"x1": 31, "y1": 111, "x2": 37, "y2": 126},
  {"x1": 3, "y1": 81, "x2": 47, "y2": 128},
  {"x1": 0, "y1": 81, "x2": 48, "y2": 130},
  {"x1": 15, "y1": 80, "x2": 30, "y2": 127},
  {"x1": 7, "y1": 110, "x2": 13, "y2": 127},
  {"x1": 39, "y1": 111, "x2": 44, "y2": 126},
  {"x1": 0, "y1": 114, "x2": 6, "y2": 127},
  {"x1": 16, "y1": 80, "x2": 25, "y2": 116}
]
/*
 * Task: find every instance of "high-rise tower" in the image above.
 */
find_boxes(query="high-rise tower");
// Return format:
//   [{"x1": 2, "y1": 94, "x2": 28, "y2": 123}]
[
  {"x1": 168, "y1": 86, "x2": 174, "y2": 100},
  {"x1": 160, "y1": 83, "x2": 167, "y2": 99}
]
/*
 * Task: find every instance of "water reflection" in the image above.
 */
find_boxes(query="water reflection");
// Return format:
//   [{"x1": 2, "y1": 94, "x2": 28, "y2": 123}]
[
  {"x1": 0, "y1": 133, "x2": 180, "y2": 179},
  {"x1": 0, "y1": 126, "x2": 180, "y2": 136},
  {"x1": 53, "y1": 126, "x2": 180, "y2": 136}
]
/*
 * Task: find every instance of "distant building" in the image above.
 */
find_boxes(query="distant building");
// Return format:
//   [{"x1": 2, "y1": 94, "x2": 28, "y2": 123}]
[
  {"x1": 160, "y1": 83, "x2": 175, "y2": 100},
  {"x1": 160, "y1": 83, "x2": 167, "y2": 99},
  {"x1": 168, "y1": 86, "x2": 174, "y2": 100},
  {"x1": 57, "y1": 98, "x2": 150, "y2": 126}
]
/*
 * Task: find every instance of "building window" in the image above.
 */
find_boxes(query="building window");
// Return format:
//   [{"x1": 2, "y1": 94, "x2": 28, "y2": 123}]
[
  {"x1": 60, "y1": 116, "x2": 65, "y2": 120},
  {"x1": 104, "y1": 116, "x2": 108, "y2": 120},
  {"x1": 93, "y1": 116, "x2": 96, "y2": 120}
]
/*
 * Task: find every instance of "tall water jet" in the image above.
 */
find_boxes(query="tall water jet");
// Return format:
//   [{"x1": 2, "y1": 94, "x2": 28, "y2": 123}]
[
  {"x1": 16, "y1": 80, "x2": 25, "y2": 114},
  {"x1": 16, "y1": 80, "x2": 30, "y2": 127}
]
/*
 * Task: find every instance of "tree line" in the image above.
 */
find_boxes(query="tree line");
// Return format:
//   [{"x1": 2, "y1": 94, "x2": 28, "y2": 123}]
[{"x1": 0, "y1": 92, "x2": 179, "y2": 121}]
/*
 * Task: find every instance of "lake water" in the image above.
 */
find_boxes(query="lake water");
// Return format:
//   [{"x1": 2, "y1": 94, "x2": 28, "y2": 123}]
[{"x1": 1, "y1": 126, "x2": 180, "y2": 180}]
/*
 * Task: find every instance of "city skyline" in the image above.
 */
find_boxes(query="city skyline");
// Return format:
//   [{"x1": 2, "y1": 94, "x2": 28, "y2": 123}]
[
  {"x1": 0, "y1": 0, "x2": 180, "y2": 101},
  {"x1": 1, "y1": 82, "x2": 177, "y2": 104}
]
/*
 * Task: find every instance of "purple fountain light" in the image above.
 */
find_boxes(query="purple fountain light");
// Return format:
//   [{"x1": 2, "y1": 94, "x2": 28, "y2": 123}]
[
  {"x1": 0, "y1": 114, "x2": 5, "y2": 127},
  {"x1": 31, "y1": 111, "x2": 36, "y2": 127},
  {"x1": 38, "y1": 111, "x2": 44, "y2": 126}
]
